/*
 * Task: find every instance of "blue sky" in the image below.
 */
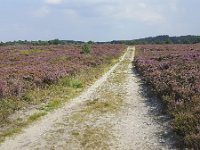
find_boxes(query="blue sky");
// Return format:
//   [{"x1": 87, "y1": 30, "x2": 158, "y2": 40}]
[{"x1": 0, "y1": 0, "x2": 200, "y2": 42}]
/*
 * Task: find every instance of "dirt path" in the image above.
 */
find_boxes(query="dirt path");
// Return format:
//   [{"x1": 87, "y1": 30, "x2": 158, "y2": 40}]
[{"x1": 0, "y1": 47, "x2": 174, "y2": 150}]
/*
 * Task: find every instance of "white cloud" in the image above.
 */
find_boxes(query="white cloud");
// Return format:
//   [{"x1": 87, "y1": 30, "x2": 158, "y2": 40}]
[
  {"x1": 45, "y1": 0, "x2": 64, "y2": 5},
  {"x1": 136, "y1": 11, "x2": 165, "y2": 24},
  {"x1": 34, "y1": 6, "x2": 50, "y2": 17},
  {"x1": 62, "y1": 9, "x2": 79, "y2": 18},
  {"x1": 91, "y1": 0, "x2": 166, "y2": 24},
  {"x1": 169, "y1": 0, "x2": 178, "y2": 11},
  {"x1": 40, "y1": 0, "x2": 172, "y2": 25},
  {"x1": 138, "y1": 2, "x2": 147, "y2": 9}
]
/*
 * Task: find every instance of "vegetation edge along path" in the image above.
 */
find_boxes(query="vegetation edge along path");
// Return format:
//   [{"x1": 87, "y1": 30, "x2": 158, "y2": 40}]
[
  {"x1": 0, "y1": 45, "x2": 126, "y2": 143},
  {"x1": 0, "y1": 47, "x2": 175, "y2": 150},
  {"x1": 0, "y1": 48, "x2": 129, "y2": 149}
]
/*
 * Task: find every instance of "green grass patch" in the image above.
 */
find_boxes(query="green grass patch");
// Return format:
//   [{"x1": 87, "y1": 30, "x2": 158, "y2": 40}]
[
  {"x1": 0, "y1": 98, "x2": 27, "y2": 123},
  {"x1": 28, "y1": 112, "x2": 47, "y2": 123},
  {"x1": 72, "y1": 126, "x2": 112, "y2": 150},
  {"x1": 40, "y1": 99, "x2": 62, "y2": 112},
  {"x1": 0, "y1": 112, "x2": 47, "y2": 143},
  {"x1": 82, "y1": 91, "x2": 123, "y2": 114},
  {"x1": 108, "y1": 51, "x2": 131, "y2": 84},
  {"x1": 20, "y1": 49, "x2": 47, "y2": 55},
  {"x1": 67, "y1": 91, "x2": 121, "y2": 149},
  {"x1": 61, "y1": 78, "x2": 83, "y2": 88},
  {"x1": 0, "y1": 128, "x2": 21, "y2": 142}
]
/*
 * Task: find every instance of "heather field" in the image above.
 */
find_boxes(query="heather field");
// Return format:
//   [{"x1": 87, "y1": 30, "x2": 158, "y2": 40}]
[
  {"x1": 134, "y1": 44, "x2": 200, "y2": 148},
  {"x1": 0, "y1": 44, "x2": 124, "y2": 97},
  {"x1": 0, "y1": 44, "x2": 125, "y2": 123}
]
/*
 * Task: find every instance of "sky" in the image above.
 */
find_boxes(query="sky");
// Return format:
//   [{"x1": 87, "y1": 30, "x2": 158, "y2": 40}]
[{"x1": 0, "y1": 0, "x2": 200, "y2": 42}]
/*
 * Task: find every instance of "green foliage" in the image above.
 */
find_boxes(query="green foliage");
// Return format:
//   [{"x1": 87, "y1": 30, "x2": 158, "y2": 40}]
[
  {"x1": 28, "y1": 112, "x2": 47, "y2": 122},
  {"x1": 87, "y1": 41, "x2": 95, "y2": 44},
  {"x1": 0, "y1": 39, "x2": 84, "y2": 46},
  {"x1": 81, "y1": 43, "x2": 91, "y2": 54},
  {"x1": 1, "y1": 35, "x2": 200, "y2": 46},
  {"x1": 0, "y1": 128, "x2": 21, "y2": 140},
  {"x1": 48, "y1": 39, "x2": 64, "y2": 45},
  {"x1": 110, "y1": 35, "x2": 200, "y2": 45},
  {"x1": 174, "y1": 112, "x2": 198, "y2": 135},
  {"x1": 41, "y1": 100, "x2": 61, "y2": 111},
  {"x1": 0, "y1": 42, "x2": 4, "y2": 46}
]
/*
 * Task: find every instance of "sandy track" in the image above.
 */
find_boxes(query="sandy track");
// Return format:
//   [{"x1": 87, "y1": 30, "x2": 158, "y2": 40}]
[{"x1": 0, "y1": 47, "x2": 175, "y2": 150}]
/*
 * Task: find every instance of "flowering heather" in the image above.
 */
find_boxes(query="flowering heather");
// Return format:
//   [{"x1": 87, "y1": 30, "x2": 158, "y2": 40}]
[
  {"x1": 134, "y1": 44, "x2": 200, "y2": 149},
  {"x1": 0, "y1": 44, "x2": 125, "y2": 97}
]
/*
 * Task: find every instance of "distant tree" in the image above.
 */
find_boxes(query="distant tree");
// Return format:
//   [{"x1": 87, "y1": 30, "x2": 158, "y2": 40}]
[
  {"x1": 87, "y1": 41, "x2": 95, "y2": 44},
  {"x1": 0, "y1": 42, "x2": 4, "y2": 46},
  {"x1": 110, "y1": 35, "x2": 200, "y2": 45},
  {"x1": 48, "y1": 39, "x2": 64, "y2": 45}
]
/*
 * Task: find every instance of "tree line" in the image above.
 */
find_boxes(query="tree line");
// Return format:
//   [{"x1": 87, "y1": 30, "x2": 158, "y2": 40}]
[
  {"x1": 0, "y1": 39, "x2": 84, "y2": 46},
  {"x1": 109, "y1": 35, "x2": 200, "y2": 45},
  {"x1": 1, "y1": 35, "x2": 200, "y2": 46}
]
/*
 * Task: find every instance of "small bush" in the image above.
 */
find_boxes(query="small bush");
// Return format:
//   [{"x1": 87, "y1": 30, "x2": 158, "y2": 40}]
[{"x1": 81, "y1": 44, "x2": 91, "y2": 54}]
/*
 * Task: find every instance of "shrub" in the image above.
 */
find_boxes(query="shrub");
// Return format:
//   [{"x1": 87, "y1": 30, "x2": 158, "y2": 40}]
[{"x1": 81, "y1": 44, "x2": 91, "y2": 54}]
